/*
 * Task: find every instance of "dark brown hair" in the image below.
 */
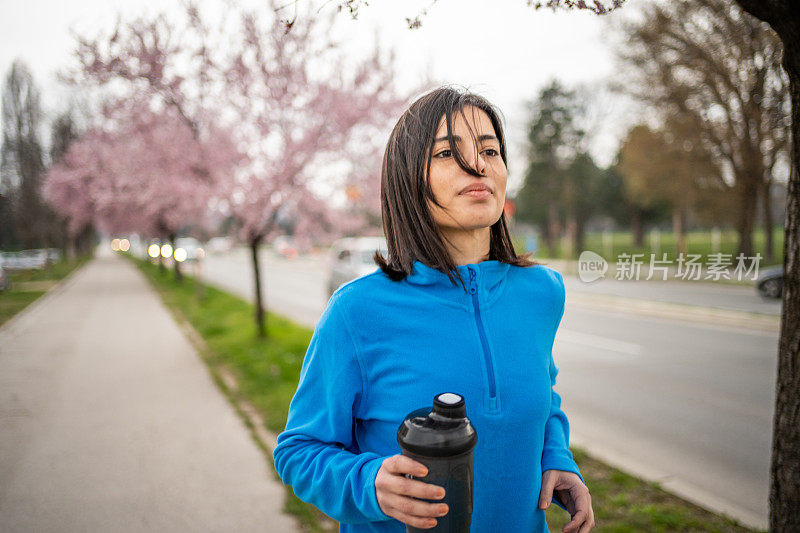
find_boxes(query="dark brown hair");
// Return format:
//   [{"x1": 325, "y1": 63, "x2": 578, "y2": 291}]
[{"x1": 375, "y1": 86, "x2": 536, "y2": 290}]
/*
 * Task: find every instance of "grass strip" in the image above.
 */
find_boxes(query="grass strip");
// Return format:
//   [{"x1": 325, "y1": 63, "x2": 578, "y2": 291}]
[
  {"x1": 0, "y1": 257, "x2": 88, "y2": 327},
  {"x1": 134, "y1": 257, "x2": 760, "y2": 533}
]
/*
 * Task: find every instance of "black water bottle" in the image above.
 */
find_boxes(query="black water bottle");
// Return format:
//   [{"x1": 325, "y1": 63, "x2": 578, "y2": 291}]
[{"x1": 396, "y1": 393, "x2": 477, "y2": 533}]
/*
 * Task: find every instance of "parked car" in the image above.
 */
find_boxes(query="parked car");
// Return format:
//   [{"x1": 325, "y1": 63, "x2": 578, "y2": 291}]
[
  {"x1": 207, "y1": 236, "x2": 233, "y2": 254},
  {"x1": 0, "y1": 252, "x2": 20, "y2": 270},
  {"x1": 46, "y1": 248, "x2": 62, "y2": 263},
  {"x1": 174, "y1": 237, "x2": 205, "y2": 262},
  {"x1": 273, "y1": 236, "x2": 298, "y2": 259},
  {"x1": 756, "y1": 265, "x2": 783, "y2": 299},
  {"x1": 327, "y1": 237, "x2": 388, "y2": 297},
  {"x1": 17, "y1": 249, "x2": 47, "y2": 269}
]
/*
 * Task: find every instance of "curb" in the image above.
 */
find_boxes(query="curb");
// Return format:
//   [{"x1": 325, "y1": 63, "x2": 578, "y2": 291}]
[{"x1": 179, "y1": 319, "x2": 281, "y2": 454}]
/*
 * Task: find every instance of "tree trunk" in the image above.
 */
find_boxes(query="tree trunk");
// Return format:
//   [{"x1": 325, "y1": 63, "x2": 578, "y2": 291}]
[
  {"x1": 762, "y1": 179, "x2": 775, "y2": 261},
  {"x1": 169, "y1": 233, "x2": 182, "y2": 282},
  {"x1": 574, "y1": 217, "x2": 586, "y2": 258},
  {"x1": 738, "y1": 0, "x2": 800, "y2": 520},
  {"x1": 547, "y1": 203, "x2": 561, "y2": 256},
  {"x1": 67, "y1": 235, "x2": 77, "y2": 261},
  {"x1": 735, "y1": 2, "x2": 800, "y2": 526},
  {"x1": 565, "y1": 213, "x2": 577, "y2": 259},
  {"x1": 631, "y1": 209, "x2": 645, "y2": 247},
  {"x1": 672, "y1": 207, "x2": 687, "y2": 256},
  {"x1": 770, "y1": 41, "x2": 800, "y2": 532},
  {"x1": 735, "y1": 176, "x2": 758, "y2": 258},
  {"x1": 250, "y1": 236, "x2": 266, "y2": 338},
  {"x1": 539, "y1": 222, "x2": 554, "y2": 254}
]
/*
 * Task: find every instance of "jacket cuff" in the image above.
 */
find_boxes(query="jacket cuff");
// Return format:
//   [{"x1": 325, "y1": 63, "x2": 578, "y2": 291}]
[
  {"x1": 361, "y1": 454, "x2": 393, "y2": 522},
  {"x1": 542, "y1": 453, "x2": 585, "y2": 513}
]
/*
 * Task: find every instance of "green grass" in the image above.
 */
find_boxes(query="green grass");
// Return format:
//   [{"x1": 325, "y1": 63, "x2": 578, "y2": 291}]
[
  {"x1": 134, "y1": 257, "x2": 761, "y2": 533},
  {"x1": 517, "y1": 228, "x2": 784, "y2": 267},
  {"x1": 546, "y1": 449, "x2": 758, "y2": 532},
  {"x1": 0, "y1": 257, "x2": 88, "y2": 327}
]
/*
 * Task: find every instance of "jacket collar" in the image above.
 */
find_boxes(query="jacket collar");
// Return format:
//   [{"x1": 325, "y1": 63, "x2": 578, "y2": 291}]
[{"x1": 405, "y1": 260, "x2": 511, "y2": 307}]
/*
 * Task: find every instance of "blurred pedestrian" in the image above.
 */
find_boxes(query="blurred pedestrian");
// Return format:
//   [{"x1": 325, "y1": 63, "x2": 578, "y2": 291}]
[{"x1": 274, "y1": 86, "x2": 594, "y2": 533}]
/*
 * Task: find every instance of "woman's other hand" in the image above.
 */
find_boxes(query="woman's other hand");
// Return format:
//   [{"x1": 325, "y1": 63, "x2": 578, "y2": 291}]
[
  {"x1": 375, "y1": 455, "x2": 449, "y2": 529},
  {"x1": 539, "y1": 469, "x2": 595, "y2": 533}
]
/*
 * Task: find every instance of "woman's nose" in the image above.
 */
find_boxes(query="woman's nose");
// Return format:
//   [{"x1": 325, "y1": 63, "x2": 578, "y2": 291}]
[{"x1": 468, "y1": 149, "x2": 487, "y2": 175}]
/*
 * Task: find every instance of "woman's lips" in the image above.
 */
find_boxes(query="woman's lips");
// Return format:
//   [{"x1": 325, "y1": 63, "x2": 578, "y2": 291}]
[{"x1": 461, "y1": 189, "x2": 491, "y2": 199}]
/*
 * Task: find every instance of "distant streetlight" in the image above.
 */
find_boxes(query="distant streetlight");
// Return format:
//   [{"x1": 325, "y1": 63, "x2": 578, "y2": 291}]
[
  {"x1": 119, "y1": 238, "x2": 130, "y2": 252},
  {"x1": 148, "y1": 244, "x2": 161, "y2": 258},
  {"x1": 174, "y1": 248, "x2": 188, "y2": 262},
  {"x1": 160, "y1": 244, "x2": 173, "y2": 258}
]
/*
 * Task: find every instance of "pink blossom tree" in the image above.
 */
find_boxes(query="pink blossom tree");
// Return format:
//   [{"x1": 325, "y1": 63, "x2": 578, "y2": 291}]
[
  {"x1": 42, "y1": 127, "x2": 106, "y2": 256},
  {"x1": 277, "y1": 0, "x2": 627, "y2": 29},
  {"x1": 64, "y1": 0, "x2": 406, "y2": 335},
  {"x1": 63, "y1": 5, "x2": 243, "y2": 280},
  {"x1": 219, "y1": 3, "x2": 405, "y2": 335},
  {"x1": 44, "y1": 98, "x2": 241, "y2": 279}
]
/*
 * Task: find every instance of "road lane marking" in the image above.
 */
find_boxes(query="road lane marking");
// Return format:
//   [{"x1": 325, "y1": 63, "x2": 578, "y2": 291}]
[{"x1": 556, "y1": 329, "x2": 644, "y2": 356}]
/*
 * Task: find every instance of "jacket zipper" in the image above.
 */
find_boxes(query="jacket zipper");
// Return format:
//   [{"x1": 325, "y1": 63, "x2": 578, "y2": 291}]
[{"x1": 468, "y1": 267, "x2": 498, "y2": 411}]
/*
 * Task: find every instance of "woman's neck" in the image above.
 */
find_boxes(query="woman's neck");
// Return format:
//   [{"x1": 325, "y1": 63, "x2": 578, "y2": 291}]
[{"x1": 440, "y1": 227, "x2": 491, "y2": 265}]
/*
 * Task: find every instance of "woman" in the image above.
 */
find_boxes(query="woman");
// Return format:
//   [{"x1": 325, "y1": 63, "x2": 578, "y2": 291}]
[{"x1": 273, "y1": 87, "x2": 594, "y2": 533}]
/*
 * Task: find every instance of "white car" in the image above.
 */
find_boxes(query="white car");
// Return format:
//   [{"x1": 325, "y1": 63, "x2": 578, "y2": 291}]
[
  {"x1": 174, "y1": 238, "x2": 205, "y2": 262},
  {"x1": 18, "y1": 249, "x2": 47, "y2": 269},
  {"x1": 327, "y1": 237, "x2": 388, "y2": 297},
  {"x1": 207, "y1": 236, "x2": 233, "y2": 254}
]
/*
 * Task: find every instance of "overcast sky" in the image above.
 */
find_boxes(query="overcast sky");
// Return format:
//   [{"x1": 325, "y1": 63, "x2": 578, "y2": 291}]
[{"x1": 0, "y1": 0, "x2": 642, "y2": 189}]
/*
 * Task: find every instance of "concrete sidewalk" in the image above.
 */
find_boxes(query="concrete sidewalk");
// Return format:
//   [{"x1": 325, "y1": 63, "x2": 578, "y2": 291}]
[{"x1": 0, "y1": 253, "x2": 299, "y2": 532}]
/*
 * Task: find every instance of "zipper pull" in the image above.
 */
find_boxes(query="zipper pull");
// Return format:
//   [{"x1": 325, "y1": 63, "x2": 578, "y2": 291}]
[{"x1": 468, "y1": 267, "x2": 477, "y2": 294}]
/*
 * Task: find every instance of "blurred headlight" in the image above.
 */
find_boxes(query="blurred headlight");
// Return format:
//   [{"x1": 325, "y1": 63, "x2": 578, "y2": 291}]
[
  {"x1": 160, "y1": 244, "x2": 173, "y2": 258},
  {"x1": 174, "y1": 248, "x2": 188, "y2": 262},
  {"x1": 148, "y1": 244, "x2": 161, "y2": 258}
]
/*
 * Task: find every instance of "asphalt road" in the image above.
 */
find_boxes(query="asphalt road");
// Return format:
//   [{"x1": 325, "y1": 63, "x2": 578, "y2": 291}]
[{"x1": 200, "y1": 248, "x2": 777, "y2": 529}]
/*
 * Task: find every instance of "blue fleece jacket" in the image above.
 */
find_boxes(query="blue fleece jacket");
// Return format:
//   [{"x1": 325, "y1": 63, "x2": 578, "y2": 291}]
[{"x1": 273, "y1": 260, "x2": 581, "y2": 532}]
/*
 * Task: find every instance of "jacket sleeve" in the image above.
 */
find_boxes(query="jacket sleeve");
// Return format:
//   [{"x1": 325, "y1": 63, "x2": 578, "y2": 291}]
[
  {"x1": 272, "y1": 295, "x2": 390, "y2": 524},
  {"x1": 540, "y1": 270, "x2": 583, "y2": 481}
]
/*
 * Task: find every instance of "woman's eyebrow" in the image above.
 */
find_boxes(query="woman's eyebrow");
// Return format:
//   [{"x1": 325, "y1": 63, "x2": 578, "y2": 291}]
[{"x1": 433, "y1": 134, "x2": 498, "y2": 143}]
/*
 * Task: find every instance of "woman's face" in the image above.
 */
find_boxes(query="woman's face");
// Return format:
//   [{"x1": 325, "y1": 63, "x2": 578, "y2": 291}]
[{"x1": 427, "y1": 106, "x2": 507, "y2": 236}]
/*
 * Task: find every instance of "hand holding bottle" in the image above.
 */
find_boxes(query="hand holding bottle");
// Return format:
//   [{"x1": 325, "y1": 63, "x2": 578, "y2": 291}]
[{"x1": 375, "y1": 454, "x2": 449, "y2": 530}]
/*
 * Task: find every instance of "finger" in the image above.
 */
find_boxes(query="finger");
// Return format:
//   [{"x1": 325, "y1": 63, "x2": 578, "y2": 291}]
[
  {"x1": 578, "y1": 514, "x2": 595, "y2": 533},
  {"x1": 392, "y1": 511, "x2": 439, "y2": 530},
  {"x1": 394, "y1": 476, "x2": 446, "y2": 501},
  {"x1": 539, "y1": 473, "x2": 556, "y2": 509},
  {"x1": 554, "y1": 489, "x2": 574, "y2": 513},
  {"x1": 383, "y1": 492, "x2": 449, "y2": 520},
  {"x1": 572, "y1": 492, "x2": 592, "y2": 515},
  {"x1": 562, "y1": 510, "x2": 587, "y2": 533},
  {"x1": 578, "y1": 504, "x2": 596, "y2": 533},
  {"x1": 386, "y1": 455, "x2": 429, "y2": 477}
]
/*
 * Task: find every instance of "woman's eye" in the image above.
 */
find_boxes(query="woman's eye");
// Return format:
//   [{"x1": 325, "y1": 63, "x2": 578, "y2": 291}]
[
  {"x1": 434, "y1": 149, "x2": 452, "y2": 159},
  {"x1": 483, "y1": 148, "x2": 499, "y2": 157}
]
